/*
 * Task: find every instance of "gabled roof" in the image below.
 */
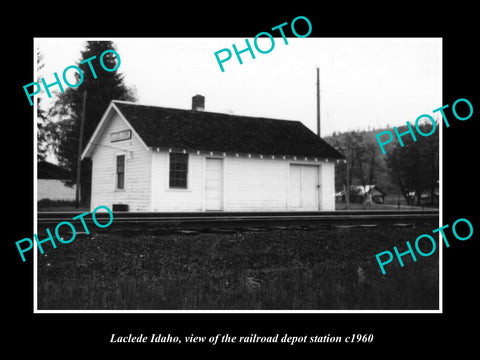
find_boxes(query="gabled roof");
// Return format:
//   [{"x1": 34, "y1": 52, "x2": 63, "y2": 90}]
[{"x1": 83, "y1": 100, "x2": 345, "y2": 160}]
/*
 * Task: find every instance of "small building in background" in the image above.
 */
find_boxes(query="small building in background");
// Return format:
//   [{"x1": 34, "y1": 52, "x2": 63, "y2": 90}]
[
  {"x1": 37, "y1": 161, "x2": 76, "y2": 201},
  {"x1": 336, "y1": 185, "x2": 387, "y2": 204}
]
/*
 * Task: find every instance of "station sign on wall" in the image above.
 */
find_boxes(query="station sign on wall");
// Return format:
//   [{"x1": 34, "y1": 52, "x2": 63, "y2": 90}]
[{"x1": 110, "y1": 129, "x2": 132, "y2": 143}]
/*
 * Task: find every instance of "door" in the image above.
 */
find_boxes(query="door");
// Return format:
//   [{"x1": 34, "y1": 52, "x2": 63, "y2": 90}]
[
  {"x1": 301, "y1": 165, "x2": 318, "y2": 209},
  {"x1": 288, "y1": 164, "x2": 319, "y2": 210},
  {"x1": 205, "y1": 158, "x2": 223, "y2": 211}
]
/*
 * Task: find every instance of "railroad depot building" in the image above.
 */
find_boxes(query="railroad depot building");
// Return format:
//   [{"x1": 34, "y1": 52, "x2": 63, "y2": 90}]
[{"x1": 81, "y1": 95, "x2": 344, "y2": 212}]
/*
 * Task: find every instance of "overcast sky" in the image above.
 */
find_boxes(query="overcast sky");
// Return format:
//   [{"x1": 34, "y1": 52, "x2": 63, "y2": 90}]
[{"x1": 35, "y1": 37, "x2": 442, "y2": 136}]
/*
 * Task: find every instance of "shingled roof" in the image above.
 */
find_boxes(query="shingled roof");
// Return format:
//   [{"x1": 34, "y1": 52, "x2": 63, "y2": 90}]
[{"x1": 110, "y1": 101, "x2": 344, "y2": 159}]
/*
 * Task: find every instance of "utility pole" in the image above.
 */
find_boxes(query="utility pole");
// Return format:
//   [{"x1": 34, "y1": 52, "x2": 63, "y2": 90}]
[
  {"x1": 316, "y1": 67, "x2": 321, "y2": 137},
  {"x1": 75, "y1": 90, "x2": 87, "y2": 208},
  {"x1": 336, "y1": 146, "x2": 351, "y2": 210},
  {"x1": 345, "y1": 151, "x2": 350, "y2": 210}
]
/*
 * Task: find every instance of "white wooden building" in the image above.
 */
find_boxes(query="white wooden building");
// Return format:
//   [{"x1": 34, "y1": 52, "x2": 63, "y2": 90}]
[{"x1": 81, "y1": 95, "x2": 344, "y2": 212}]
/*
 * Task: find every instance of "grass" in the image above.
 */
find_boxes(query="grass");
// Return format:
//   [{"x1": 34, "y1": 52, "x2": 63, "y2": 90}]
[
  {"x1": 335, "y1": 200, "x2": 438, "y2": 210},
  {"x1": 37, "y1": 199, "x2": 89, "y2": 212},
  {"x1": 37, "y1": 224, "x2": 439, "y2": 310}
]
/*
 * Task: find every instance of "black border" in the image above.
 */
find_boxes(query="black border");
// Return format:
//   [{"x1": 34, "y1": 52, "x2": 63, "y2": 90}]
[{"x1": 6, "y1": 6, "x2": 479, "y2": 356}]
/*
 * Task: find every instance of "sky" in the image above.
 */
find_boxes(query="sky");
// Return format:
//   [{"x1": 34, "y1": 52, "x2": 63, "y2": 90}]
[{"x1": 35, "y1": 37, "x2": 442, "y2": 137}]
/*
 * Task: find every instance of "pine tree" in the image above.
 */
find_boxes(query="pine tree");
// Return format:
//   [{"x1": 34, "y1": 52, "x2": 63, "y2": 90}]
[{"x1": 48, "y1": 41, "x2": 137, "y2": 205}]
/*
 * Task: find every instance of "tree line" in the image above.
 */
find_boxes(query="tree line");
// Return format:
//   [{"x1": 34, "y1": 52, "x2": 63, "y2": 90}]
[{"x1": 326, "y1": 123, "x2": 439, "y2": 207}]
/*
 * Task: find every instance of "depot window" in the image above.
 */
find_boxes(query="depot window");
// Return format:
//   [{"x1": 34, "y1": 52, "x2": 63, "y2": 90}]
[
  {"x1": 116, "y1": 155, "x2": 125, "y2": 190},
  {"x1": 169, "y1": 153, "x2": 188, "y2": 189}
]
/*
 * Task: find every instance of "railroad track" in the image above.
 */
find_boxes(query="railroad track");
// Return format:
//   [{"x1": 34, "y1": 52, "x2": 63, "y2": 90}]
[{"x1": 37, "y1": 210, "x2": 439, "y2": 234}]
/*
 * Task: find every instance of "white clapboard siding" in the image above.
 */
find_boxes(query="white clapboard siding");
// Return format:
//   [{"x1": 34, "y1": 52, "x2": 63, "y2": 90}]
[
  {"x1": 288, "y1": 164, "x2": 319, "y2": 210},
  {"x1": 151, "y1": 154, "x2": 336, "y2": 212},
  {"x1": 150, "y1": 151, "x2": 204, "y2": 212},
  {"x1": 319, "y1": 162, "x2": 335, "y2": 210},
  {"x1": 224, "y1": 157, "x2": 288, "y2": 211},
  {"x1": 90, "y1": 112, "x2": 151, "y2": 212},
  {"x1": 204, "y1": 158, "x2": 224, "y2": 211}
]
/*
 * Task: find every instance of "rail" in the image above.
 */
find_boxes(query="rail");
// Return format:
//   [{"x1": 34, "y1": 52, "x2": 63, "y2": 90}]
[{"x1": 37, "y1": 210, "x2": 439, "y2": 233}]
